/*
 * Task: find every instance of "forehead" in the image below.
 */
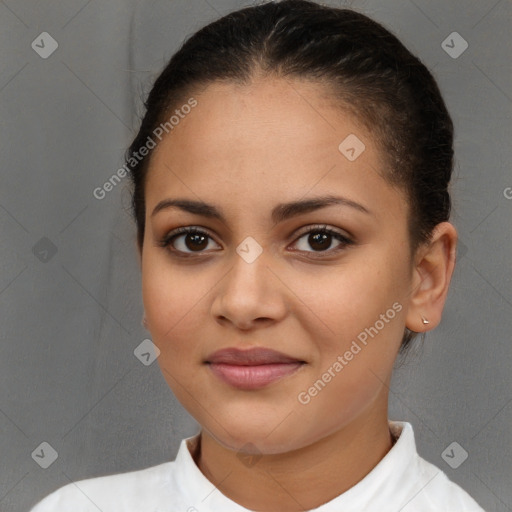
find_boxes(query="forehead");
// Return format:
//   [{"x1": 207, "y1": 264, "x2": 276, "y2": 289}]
[
  {"x1": 154, "y1": 77, "x2": 369, "y2": 162},
  {"x1": 145, "y1": 77, "x2": 405, "y2": 224}
]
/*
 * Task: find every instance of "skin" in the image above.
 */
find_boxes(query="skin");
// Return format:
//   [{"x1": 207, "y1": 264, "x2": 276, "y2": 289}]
[{"x1": 139, "y1": 76, "x2": 457, "y2": 511}]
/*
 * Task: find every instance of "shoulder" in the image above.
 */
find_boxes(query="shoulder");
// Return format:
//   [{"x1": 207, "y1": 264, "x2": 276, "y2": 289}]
[
  {"x1": 29, "y1": 461, "x2": 186, "y2": 511},
  {"x1": 406, "y1": 453, "x2": 486, "y2": 512}
]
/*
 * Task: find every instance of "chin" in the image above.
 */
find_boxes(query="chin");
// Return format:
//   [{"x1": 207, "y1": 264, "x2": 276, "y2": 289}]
[
  {"x1": 211, "y1": 430, "x2": 301, "y2": 455},
  {"x1": 202, "y1": 413, "x2": 308, "y2": 455}
]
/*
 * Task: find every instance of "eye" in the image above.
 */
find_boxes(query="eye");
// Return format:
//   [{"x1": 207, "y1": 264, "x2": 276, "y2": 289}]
[
  {"x1": 291, "y1": 224, "x2": 353, "y2": 255},
  {"x1": 159, "y1": 224, "x2": 354, "y2": 258},
  {"x1": 159, "y1": 226, "x2": 220, "y2": 255}
]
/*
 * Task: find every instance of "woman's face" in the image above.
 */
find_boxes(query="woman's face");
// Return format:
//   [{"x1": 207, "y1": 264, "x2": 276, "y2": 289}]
[{"x1": 141, "y1": 77, "x2": 414, "y2": 453}]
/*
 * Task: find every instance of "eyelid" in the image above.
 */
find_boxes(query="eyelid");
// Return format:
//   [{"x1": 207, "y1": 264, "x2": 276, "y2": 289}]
[
  {"x1": 292, "y1": 223, "x2": 352, "y2": 241},
  {"x1": 158, "y1": 225, "x2": 221, "y2": 250},
  {"x1": 288, "y1": 224, "x2": 354, "y2": 256}
]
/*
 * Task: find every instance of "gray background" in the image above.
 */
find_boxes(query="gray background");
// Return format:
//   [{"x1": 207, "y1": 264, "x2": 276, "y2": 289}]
[{"x1": 0, "y1": 0, "x2": 510, "y2": 511}]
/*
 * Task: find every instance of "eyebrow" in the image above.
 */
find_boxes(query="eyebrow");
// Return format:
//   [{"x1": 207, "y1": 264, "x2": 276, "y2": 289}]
[{"x1": 151, "y1": 195, "x2": 373, "y2": 224}]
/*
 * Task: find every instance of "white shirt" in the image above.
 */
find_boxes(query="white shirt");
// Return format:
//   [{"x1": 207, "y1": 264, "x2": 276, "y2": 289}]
[{"x1": 30, "y1": 421, "x2": 485, "y2": 511}]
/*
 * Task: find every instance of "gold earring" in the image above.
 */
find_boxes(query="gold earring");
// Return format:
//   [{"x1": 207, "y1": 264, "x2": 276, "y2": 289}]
[{"x1": 421, "y1": 315, "x2": 429, "y2": 325}]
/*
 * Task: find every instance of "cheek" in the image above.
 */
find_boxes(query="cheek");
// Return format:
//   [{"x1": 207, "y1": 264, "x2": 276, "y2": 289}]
[
  {"x1": 303, "y1": 249, "x2": 409, "y2": 385},
  {"x1": 309, "y1": 255, "x2": 405, "y2": 336},
  {"x1": 290, "y1": 262, "x2": 407, "y2": 441},
  {"x1": 141, "y1": 252, "x2": 204, "y2": 354}
]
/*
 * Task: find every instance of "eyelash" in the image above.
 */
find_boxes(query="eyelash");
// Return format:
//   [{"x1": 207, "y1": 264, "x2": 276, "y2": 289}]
[{"x1": 158, "y1": 224, "x2": 354, "y2": 258}]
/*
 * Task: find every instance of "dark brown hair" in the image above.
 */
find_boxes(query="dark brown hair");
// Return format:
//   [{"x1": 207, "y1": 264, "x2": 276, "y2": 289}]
[{"x1": 126, "y1": 0, "x2": 454, "y2": 352}]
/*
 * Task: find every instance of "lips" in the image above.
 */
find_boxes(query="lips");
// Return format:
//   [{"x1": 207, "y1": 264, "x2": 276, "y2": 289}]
[
  {"x1": 205, "y1": 347, "x2": 305, "y2": 390},
  {"x1": 206, "y1": 347, "x2": 303, "y2": 365}
]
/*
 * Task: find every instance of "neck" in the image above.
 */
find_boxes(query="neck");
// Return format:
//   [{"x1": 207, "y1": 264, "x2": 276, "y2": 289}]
[{"x1": 192, "y1": 399, "x2": 394, "y2": 511}]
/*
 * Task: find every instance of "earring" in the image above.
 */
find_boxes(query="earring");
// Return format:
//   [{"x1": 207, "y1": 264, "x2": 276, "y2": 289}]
[
  {"x1": 421, "y1": 315, "x2": 430, "y2": 325},
  {"x1": 142, "y1": 313, "x2": 148, "y2": 328}
]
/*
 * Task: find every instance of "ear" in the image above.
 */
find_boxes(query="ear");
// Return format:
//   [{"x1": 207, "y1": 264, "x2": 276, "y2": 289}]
[{"x1": 405, "y1": 222, "x2": 458, "y2": 333}]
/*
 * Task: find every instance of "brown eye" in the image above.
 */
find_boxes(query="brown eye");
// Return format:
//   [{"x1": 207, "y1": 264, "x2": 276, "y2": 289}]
[
  {"x1": 160, "y1": 227, "x2": 220, "y2": 254},
  {"x1": 182, "y1": 232, "x2": 209, "y2": 251},
  {"x1": 307, "y1": 232, "x2": 332, "y2": 251},
  {"x1": 293, "y1": 226, "x2": 353, "y2": 254}
]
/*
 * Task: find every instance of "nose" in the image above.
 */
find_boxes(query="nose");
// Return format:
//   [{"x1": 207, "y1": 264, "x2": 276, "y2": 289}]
[{"x1": 210, "y1": 247, "x2": 288, "y2": 331}]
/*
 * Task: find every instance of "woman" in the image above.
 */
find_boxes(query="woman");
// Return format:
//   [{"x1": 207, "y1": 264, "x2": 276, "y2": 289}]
[{"x1": 31, "y1": 1, "x2": 486, "y2": 510}]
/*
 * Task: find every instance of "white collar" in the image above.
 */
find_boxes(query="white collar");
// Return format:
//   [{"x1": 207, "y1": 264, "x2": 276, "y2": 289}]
[{"x1": 172, "y1": 421, "x2": 423, "y2": 511}]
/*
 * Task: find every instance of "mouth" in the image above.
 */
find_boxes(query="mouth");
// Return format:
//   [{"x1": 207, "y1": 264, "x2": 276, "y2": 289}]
[{"x1": 205, "y1": 347, "x2": 306, "y2": 390}]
